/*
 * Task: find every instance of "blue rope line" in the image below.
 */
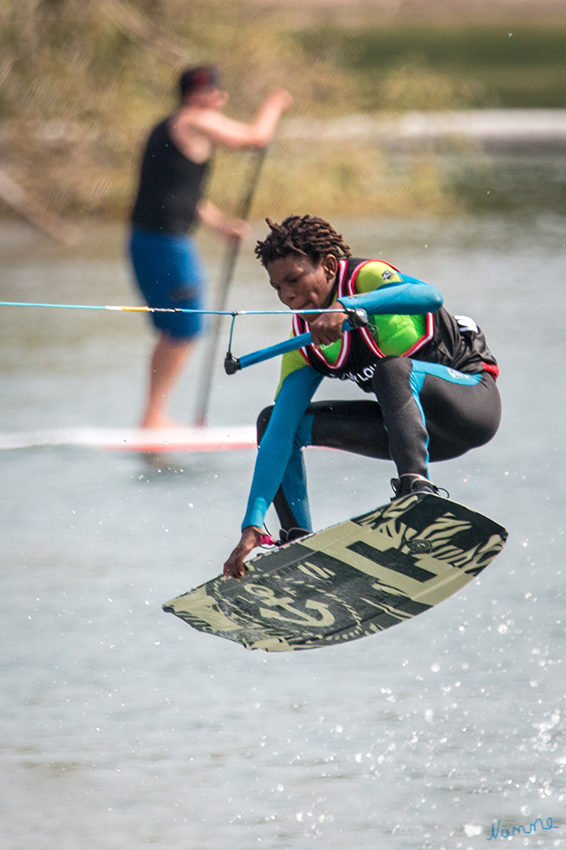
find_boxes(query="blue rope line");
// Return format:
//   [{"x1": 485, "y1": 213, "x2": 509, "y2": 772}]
[{"x1": 0, "y1": 301, "x2": 345, "y2": 316}]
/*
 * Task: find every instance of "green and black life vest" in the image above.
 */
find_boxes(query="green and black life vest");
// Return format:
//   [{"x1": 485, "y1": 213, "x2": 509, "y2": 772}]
[{"x1": 292, "y1": 257, "x2": 498, "y2": 392}]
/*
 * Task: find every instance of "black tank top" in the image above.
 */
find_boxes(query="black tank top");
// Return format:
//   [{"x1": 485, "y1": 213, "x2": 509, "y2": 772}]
[{"x1": 131, "y1": 118, "x2": 210, "y2": 234}]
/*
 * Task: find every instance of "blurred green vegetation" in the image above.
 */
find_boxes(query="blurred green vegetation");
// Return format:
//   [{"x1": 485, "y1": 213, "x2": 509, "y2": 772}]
[
  {"x1": 293, "y1": 25, "x2": 566, "y2": 110},
  {"x1": 1, "y1": 0, "x2": 565, "y2": 223}
]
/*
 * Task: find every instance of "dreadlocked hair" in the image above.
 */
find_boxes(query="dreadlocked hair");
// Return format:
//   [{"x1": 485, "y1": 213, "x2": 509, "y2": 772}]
[{"x1": 255, "y1": 215, "x2": 352, "y2": 267}]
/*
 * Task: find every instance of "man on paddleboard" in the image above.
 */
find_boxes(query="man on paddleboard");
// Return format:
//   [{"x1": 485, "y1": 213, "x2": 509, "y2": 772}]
[
  {"x1": 129, "y1": 67, "x2": 292, "y2": 429},
  {"x1": 224, "y1": 214, "x2": 501, "y2": 579}
]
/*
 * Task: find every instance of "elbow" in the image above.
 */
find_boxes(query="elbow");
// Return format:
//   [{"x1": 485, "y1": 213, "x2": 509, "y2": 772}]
[
  {"x1": 222, "y1": 136, "x2": 255, "y2": 150},
  {"x1": 428, "y1": 286, "x2": 443, "y2": 312},
  {"x1": 248, "y1": 130, "x2": 271, "y2": 148},
  {"x1": 232, "y1": 136, "x2": 268, "y2": 151}
]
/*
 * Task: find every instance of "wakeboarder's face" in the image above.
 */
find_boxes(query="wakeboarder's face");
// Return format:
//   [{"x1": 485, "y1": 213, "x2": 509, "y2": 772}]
[{"x1": 267, "y1": 254, "x2": 338, "y2": 320}]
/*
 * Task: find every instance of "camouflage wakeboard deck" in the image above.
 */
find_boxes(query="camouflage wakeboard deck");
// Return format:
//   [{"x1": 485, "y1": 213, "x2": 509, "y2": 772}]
[{"x1": 163, "y1": 494, "x2": 508, "y2": 652}]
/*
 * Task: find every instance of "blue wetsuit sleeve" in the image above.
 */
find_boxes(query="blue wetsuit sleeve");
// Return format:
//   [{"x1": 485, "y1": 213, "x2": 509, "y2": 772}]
[
  {"x1": 338, "y1": 275, "x2": 443, "y2": 315},
  {"x1": 242, "y1": 365, "x2": 323, "y2": 531}
]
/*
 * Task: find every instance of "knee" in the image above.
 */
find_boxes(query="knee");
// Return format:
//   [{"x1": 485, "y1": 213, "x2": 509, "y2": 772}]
[
  {"x1": 256, "y1": 406, "x2": 274, "y2": 443},
  {"x1": 371, "y1": 355, "x2": 413, "y2": 391},
  {"x1": 374, "y1": 355, "x2": 412, "y2": 376}
]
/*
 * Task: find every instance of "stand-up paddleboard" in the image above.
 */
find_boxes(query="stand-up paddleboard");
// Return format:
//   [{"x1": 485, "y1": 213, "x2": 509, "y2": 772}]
[
  {"x1": 0, "y1": 425, "x2": 256, "y2": 452},
  {"x1": 163, "y1": 494, "x2": 508, "y2": 652}
]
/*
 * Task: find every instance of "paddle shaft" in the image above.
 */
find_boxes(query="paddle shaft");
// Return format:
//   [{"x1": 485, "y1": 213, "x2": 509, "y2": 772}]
[{"x1": 194, "y1": 148, "x2": 267, "y2": 426}]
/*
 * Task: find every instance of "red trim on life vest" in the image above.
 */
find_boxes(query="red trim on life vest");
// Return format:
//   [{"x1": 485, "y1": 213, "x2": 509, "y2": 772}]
[
  {"x1": 293, "y1": 260, "x2": 352, "y2": 370},
  {"x1": 482, "y1": 363, "x2": 499, "y2": 380},
  {"x1": 292, "y1": 312, "x2": 352, "y2": 369},
  {"x1": 403, "y1": 312, "x2": 434, "y2": 356},
  {"x1": 313, "y1": 335, "x2": 350, "y2": 369},
  {"x1": 291, "y1": 258, "x2": 433, "y2": 368},
  {"x1": 303, "y1": 327, "x2": 351, "y2": 370},
  {"x1": 344, "y1": 261, "x2": 385, "y2": 359},
  {"x1": 292, "y1": 312, "x2": 310, "y2": 364},
  {"x1": 344, "y1": 260, "x2": 433, "y2": 360}
]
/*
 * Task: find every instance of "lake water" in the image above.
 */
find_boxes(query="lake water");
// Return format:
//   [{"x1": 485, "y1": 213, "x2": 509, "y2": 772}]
[{"x1": 0, "y1": 207, "x2": 565, "y2": 849}]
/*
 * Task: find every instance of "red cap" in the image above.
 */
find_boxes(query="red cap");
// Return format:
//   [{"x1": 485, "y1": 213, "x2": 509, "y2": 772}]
[{"x1": 179, "y1": 66, "x2": 221, "y2": 98}]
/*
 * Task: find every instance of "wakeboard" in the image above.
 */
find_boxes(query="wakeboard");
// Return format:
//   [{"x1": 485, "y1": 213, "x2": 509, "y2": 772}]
[{"x1": 163, "y1": 494, "x2": 508, "y2": 652}]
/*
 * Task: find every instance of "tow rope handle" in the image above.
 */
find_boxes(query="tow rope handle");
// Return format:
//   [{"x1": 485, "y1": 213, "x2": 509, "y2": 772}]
[{"x1": 224, "y1": 307, "x2": 368, "y2": 374}]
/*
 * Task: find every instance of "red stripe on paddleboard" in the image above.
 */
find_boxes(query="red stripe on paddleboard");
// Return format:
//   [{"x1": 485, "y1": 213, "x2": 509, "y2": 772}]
[{"x1": 0, "y1": 427, "x2": 257, "y2": 452}]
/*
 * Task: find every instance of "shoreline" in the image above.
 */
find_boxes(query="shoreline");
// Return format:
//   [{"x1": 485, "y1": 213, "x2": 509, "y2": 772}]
[
  {"x1": 4, "y1": 109, "x2": 565, "y2": 155},
  {"x1": 282, "y1": 109, "x2": 566, "y2": 153}
]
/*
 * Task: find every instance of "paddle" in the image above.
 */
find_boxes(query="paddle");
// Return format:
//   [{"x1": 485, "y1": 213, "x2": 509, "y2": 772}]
[
  {"x1": 224, "y1": 308, "x2": 368, "y2": 374},
  {"x1": 194, "y1": 147, "x2": 267, "y2": 426}
]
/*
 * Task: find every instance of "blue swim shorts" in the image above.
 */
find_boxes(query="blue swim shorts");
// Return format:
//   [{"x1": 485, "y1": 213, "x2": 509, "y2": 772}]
[{"x1": 129, "y1": 227, "x2": 207, "y2": 340}]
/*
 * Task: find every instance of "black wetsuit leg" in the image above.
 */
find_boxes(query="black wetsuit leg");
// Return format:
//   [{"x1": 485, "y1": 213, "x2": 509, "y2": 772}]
[
  {"x1": 257, "y1": 357, "x2": 501, "y2": 534},
  {"x1": 367, "y1": 356, "x2": 501, "y2": 473}
]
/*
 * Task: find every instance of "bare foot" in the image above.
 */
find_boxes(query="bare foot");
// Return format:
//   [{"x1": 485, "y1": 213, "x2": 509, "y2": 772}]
[{"x1": 140, "y1": 414, "x2": 188, "y2": 430}]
